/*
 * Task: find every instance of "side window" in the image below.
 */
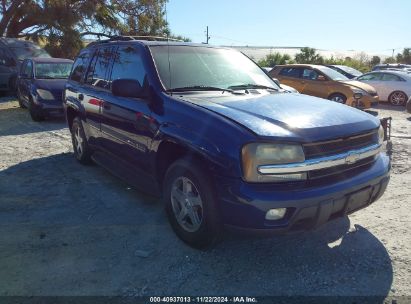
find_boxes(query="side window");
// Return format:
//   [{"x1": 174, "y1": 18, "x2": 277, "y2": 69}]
[
  {"x1": 85, "y1": 47, "x2": 113, "y2": 89},
  {"x1": 302, "y1": 68, "x2": 319, "y2": 80},
  {"x1": 382, "y1": 73, "x2": 402, "y2": 81},
  {"x1": 279, "y1": 67, "x2": 301, "y2": 78},
  {"x1": 110, "y1": 46, "x2": 147, "y2": 87},
  {"x1": 358, "y1": 73, "x2": 382, "y2": 81},
  {"x1": 24, "y1": 61, "x2": 33, "y2": 77},
  {"x1": 70, "y1": 51, "x2": 90, "y2": 82}
]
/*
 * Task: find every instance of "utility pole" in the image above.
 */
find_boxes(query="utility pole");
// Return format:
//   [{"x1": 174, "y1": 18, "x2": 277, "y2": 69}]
[
  {"x1": 392, "y1": 48, "x2": 395, "y2": 58},
  {"x1": 205, "y1": 26, "x2": 210, "y2": 44}
]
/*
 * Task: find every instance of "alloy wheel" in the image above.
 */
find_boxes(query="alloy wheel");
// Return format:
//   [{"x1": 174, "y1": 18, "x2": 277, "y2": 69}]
[{"x1": 170, "y1": 176, "x2": 204, "y2": 232}]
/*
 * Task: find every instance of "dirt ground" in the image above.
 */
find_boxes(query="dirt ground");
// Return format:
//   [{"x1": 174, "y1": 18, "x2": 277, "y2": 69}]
[{"x1": 0, "y1": 96, "x2": 410, "y2": 300}]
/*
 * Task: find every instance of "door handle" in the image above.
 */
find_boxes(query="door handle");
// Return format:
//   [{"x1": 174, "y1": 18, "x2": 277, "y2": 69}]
[{"x1": 78, "y1": 93, "x2": 84, "y2": 101}]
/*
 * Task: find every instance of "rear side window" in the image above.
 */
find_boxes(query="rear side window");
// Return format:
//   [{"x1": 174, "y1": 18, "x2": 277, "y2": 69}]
[
  {"x1": 70, "y1": 52, "x2": 90, "y2": 82},
  {"x1": 110, "y1": 45, "x2": 147, "y2": 87},
  {"x1": 85, "y1": 47, "x2": 114, "y2": 89},
  {"x1": 382, "y1": 73, "x2": 403, "y2": 81},
  {"x1": 279, "y1": 67, "x2": 302, "y2": 78}
]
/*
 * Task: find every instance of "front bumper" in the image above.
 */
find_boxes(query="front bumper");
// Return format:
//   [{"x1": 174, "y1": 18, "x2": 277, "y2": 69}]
[
  {"x1": 347, "y1": 95, "x2": 379, "y2": 109},
  {"x1": 215, "y1": 152, "x2": 390, "y2": 231},
  {"x1": 33, "y1": 97, "x2": 64, "y2": 116}
]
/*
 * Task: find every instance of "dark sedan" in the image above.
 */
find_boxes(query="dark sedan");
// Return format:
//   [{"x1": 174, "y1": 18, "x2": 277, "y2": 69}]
[{"x1": 17, "y1": 57, "x2": 73, "y2": 121}]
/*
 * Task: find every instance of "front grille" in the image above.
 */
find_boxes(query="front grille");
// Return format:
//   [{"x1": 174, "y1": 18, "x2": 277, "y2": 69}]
[
  {"x1": 303, "y1": 131, "x2": 378, "y2": 160},
  {"x1": 308, "y1": 156, "x2": 375, "y2": 180}
]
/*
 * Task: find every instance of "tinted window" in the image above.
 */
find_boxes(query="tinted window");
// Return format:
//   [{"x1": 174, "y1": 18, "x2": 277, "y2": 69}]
[
  {"x1": 279, "y1": 67, "x2": 302, "y2": 78},
  {"x1": 23, "y1": 61, "x2": 33, "y2": 77},
  {"x1": 382, "y1": 73, "x2": 402, "y2": 81},
  {"x1": 85, "y1": 47, "x2": 113, "y2": 89},
  {"x1": 110, "y1": 46, "x2": 147, "y2": 87},
  {"x1": 302, "y1": 68, "x2": 319, "y2": 80},
  {"x1": 70, "y1": 52, "x2": 90, "y2": 82},
  {"x1": 358, "y1": 73, "x2": 382, "y2": 81}
]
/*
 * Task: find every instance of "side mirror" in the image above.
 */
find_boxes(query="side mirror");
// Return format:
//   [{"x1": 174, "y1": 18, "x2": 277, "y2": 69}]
[
  {"x1": 272, "y1": 78, "x2": 280, "y2": 86},
  {"x1": 112, "y1": 79, "x2": 145, "y2": 99},
  {"x1": 317, "y1": 75, "x2": 326, "y2": 81}
]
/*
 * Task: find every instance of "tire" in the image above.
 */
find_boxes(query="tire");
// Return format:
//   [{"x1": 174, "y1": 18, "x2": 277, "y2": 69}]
[
  {"x1": 163, "y1": 158, "x2": 221, "y2": 249},
  {"x1": 8, "y1": 75, "x2": 17, "y2": 93},
  {"x1": 28, "y1": 97, "x2": 44, "y2": 121},
  {"x1": 17, "y1": 89, "x2": 26, "y2": 108},
  {"x1": 71, "y1": 117, "x2": 92, "y2": 164},
  {"x1": 328, "y1": 93, "x2": 347, "y2": 104},
  {"x1": 388, "y1": 91, "x2": 407, "y2": 106}
]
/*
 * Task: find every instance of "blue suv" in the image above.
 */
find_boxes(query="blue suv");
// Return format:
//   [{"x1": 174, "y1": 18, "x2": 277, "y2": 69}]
[{"x1": 64, "y1": 37, "x2": 390, "y2": 248}]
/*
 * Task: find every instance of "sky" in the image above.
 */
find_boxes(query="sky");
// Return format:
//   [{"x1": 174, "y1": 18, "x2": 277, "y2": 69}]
[{"x1": 166, "y1": 0, "x2": 410, "y2": 56}]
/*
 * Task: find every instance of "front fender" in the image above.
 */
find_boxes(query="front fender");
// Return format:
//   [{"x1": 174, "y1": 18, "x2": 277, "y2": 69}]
[{"x1": 154, "y1": 122, "x2": 238, "y2": 175}]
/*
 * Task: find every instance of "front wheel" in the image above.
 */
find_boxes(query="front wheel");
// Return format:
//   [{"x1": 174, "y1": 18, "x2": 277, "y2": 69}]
[
  {"x1": 164, "y1": 158, "x2": 221, "y2": 249},
  {"x1": 71, "y1": 117, "x2": 92, "y2": 164},
  {"x1": 389, "y1": 91, "x2": 407, "y2": 106},
  {"x1": 328, "y1": 93, "x2": 347, "y2": 104}
]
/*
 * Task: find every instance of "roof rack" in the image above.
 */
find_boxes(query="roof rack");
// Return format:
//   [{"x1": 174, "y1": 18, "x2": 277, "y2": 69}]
[{"x1": 85, "y1": 34, "x2": 184, "y2": 47}]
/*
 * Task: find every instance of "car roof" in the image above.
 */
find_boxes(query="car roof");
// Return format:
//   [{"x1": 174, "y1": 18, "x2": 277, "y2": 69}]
[
  {"x1": 365, "y1": 70, "x2": 411, "y2": 78},
  {"x1": 275, "y1": 64, "x2": 320, "y2": 68},
  {"x1": 0, "y1": 37, "x2": 39, "y2": 48},
  {"x1": 29, "y1": 57, "x2": 73, "y2": 63},
  {"x1": 85, "y1": 39, "x2": 231, "y2": 50}
]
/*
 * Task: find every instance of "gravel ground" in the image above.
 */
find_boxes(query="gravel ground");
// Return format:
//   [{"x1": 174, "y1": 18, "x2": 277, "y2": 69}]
[{"x1": 0, "y1": 96, "x2": 410, "y2": 300}]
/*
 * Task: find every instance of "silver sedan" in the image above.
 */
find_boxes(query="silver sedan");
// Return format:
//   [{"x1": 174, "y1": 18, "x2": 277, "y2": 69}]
[{"x1": 355, "y1": 71, "x2": 411, "y2": 106}]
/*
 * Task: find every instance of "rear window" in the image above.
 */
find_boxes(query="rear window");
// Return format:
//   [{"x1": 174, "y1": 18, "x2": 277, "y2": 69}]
[
  {"x1": 279, "y1": 67, "x2": 302, "y2": 78},
  {"x1": 70, "y1": 52, "x2": 91, "y2": 82}
]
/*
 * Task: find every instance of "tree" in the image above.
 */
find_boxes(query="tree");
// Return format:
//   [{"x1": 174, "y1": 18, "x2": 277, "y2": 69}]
[
  {"x1": 370, "y1": 56, "x2": 381, "y2": 66},
  {"x1": 258, "y1": 52, "x2": 293, "y2": 67},
  {"x1": 384, "y1": 57, "x2": 396, "y2": 64},
  {"x1": 0, "y1": 0, "x2": 185, "y2": 58},
  {"x1": 396, "y1": 48, "x2": 411, "y2": 64},
  {"x1": 294, "y1": 47, "x2": 324, "y2": 64}
]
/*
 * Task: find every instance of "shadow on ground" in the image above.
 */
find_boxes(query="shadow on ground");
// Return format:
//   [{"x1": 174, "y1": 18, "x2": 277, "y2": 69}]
[{"x1": 0, "y1": 154, "x2": 393, "y2": 299}]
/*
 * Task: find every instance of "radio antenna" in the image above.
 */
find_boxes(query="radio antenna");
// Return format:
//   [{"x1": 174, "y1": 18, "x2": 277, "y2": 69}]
[{"x1": 165, "y1": 2, "x2": 172, "y2": 96}]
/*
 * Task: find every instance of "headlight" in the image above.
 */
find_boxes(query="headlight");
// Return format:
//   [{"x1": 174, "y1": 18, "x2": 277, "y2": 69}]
[
  {"x1": 378, "y1": 125, "x2": 385, "y2": 144},
  {"x1": 36, "y1": 89, "x2": 54, "y2": 100},
  {"x1": 351, "y1": 88, "x2": 368, "y2": 96},
  {"x1": 242, "y1": 143, "x2": 306, "y2": 182}
]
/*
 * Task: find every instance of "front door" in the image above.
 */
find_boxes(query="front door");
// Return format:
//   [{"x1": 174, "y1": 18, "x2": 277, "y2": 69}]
[{"x1": 100, "y1": 45, "x2": 156, "y2": 173}]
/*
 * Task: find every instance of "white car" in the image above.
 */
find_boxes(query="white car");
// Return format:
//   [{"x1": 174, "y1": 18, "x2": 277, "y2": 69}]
[{"x1": 355, "y1": 71, "x2": 411, "y2": 106}]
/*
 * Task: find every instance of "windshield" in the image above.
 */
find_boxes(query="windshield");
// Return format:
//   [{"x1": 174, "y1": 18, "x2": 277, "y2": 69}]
[
  {"x1": 11, "y1": 47, "x2": 50, "y2": 60},
  {"x1": 335, "y1": 65, "x2": 362, "y2": 76},
  {"x1": 149, "y1": 46, "x2": 279, "y2": 91},
  {"x1": 316, "y1": 65, "x2": 349, "y2": 81},
  {"x1": 35, "y1": 63, "x2": 72, "y2": 79}
]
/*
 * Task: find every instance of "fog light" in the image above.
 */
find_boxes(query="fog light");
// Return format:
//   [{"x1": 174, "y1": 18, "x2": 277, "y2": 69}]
[{"x1": 265, "y1": 208, "x2": 287, "y2": 220}]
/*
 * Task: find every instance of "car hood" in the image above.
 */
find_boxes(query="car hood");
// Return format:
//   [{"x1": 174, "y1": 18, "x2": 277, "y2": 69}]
[
  {"x1": 34, "y1": 79, "x2": 67, "y2": 91},
  {"x1": 340, "y1": 80, "x2": 377, "y2": 94},
  {"x1": 180, "y1": 92, "x2": 379, "y2": 142}
]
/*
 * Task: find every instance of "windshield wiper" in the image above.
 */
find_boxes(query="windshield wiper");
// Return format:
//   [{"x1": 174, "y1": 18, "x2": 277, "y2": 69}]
[
  {"x1": 228, "y1": 84, "x2": 279, "y2": 91},
  {"x1": 167, "y1": 85, "x2": 234, "y2": 93}
]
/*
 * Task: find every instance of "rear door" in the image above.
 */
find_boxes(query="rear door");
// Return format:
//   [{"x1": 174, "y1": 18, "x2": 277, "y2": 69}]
[
  {"x1": 277, "y1": 67, "x2": 305, "y2": 92},
  {"x1": 300, "y1": 68, "x2": 330, "y2": 98},
  {"x1": 100, "y1": 44, "x2": 154, "y2": 172}
]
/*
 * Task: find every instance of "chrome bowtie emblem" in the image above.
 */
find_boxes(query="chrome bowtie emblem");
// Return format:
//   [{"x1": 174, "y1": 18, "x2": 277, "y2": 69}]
[{"x1": 345, "y1": 153, "x2": 360, "y2": 164}]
